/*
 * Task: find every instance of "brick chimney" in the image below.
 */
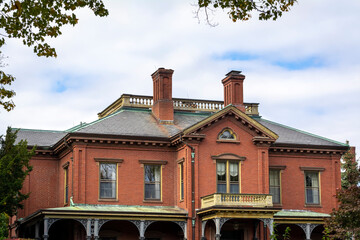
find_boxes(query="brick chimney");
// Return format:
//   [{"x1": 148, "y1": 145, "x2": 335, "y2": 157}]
[
  {"x1": 151, "y1": 68, "x2": 174, "y2": 124},
  {"x1": 222, "y1": 70, "x2": 246, "y2": 112}
]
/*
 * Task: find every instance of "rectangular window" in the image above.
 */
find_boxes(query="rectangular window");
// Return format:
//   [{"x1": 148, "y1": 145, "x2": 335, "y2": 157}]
[
  {"x1": 99, "y1": 163, "x2": 117, "y2": 199},
  {"x1": 269, "y1": 170, "x2": 281, "y2": 204},
  {"x1": 144, "y1": 165, "x2": 161, "y2": 200},
  {"x1": 180, "y1": 163, "x2": 184, "y2": 200},
  {"x1": 217, "y1": 161, "x2": 239, "y2": 193},
  {"x1": 305, "y1": 171, "x2": 320, "y2": 204},
  {"x1": 64, "y1": 167, "x2": 69, "y2": 204}
]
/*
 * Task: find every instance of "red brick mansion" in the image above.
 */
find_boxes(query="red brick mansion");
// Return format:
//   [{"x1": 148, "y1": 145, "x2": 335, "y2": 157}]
[{"x1": 11, "y1": 68, "x2": 349, "y2": 240}]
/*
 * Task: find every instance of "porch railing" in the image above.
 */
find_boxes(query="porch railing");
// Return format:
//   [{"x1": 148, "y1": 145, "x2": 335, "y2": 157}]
[
  {"x1": 98, "y1": 94, "x2": 259, "y2": 119},
  {"x1": 201, "y1": 193, "x2": 273, "y2": 209}
]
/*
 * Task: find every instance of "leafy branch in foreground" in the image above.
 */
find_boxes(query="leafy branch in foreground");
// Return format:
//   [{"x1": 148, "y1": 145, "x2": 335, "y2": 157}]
[
  {"x1": 0, "y1": 0, "x2": 108, "y2": 111},
  {"x1": 196, "y1": 0, "x2": 297, "y2": 26}
]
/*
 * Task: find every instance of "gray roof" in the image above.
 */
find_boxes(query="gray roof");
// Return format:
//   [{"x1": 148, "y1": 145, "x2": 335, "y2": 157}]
[
  {"x1": 255, "y1": 118, "x2": 346, "y2": 147},
  {"x1": 14, "y1": 108, "x2": 347, "y2": 149},
  {"x1": 73, "y1": 108, "x2": 209, "y2": 138},
  {"x1": 14, "y1": 129, "x2": 67, "y2": 147}
]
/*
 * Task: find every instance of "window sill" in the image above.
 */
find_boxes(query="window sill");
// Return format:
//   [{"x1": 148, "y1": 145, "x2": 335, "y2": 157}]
[
  {"x1": 305, "y1": 204, "x2": 322, "y2": 208},
  {"x1": 216, "y1": 140, "x2": 240, "y2": 144},
  {"x1": 272, "y1": 203, "x2": 282, "y2": 208},
  {"x1": 179, "y1": 199, "x2": 184, "y2": 203},
  {"x1": 98, "y1": 198, "x2": 118, "y2": 202},
  {"x1": 143, "y1": 200, "x2": 162, "y2": 203}
]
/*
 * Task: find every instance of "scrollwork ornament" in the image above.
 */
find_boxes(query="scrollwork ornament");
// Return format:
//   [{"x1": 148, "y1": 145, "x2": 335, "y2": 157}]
[
  {"x1": 296, "y1": 223, "x2": 308, "y2": 234},
  {"x1": 309, "y1": 224, "x2": 319, "y2": 234},
  {"x1": 98, "y1": 219, "x2": 110, "y2": 231},
  {"x1": 259, "y1": 218, "x2": 272, "y2": 229},
  {"x1": 130, "y1": 220, "x2": 142, "y2": 232},
  {"x1": 47, "y1": 218, "x2": 60, "y2": 231},
  {"x1": 143, "y1": 220, "x2": 153, "y2": 232},
  {"x1": 219, "y1": 218, "x2": 230, "y2": 229},
  {"x1": 173, "y1": 221, "x2": 186, "y2": 233},
  {"x1": 75, "y1": 219, "x2": 88, "y2": 229}
]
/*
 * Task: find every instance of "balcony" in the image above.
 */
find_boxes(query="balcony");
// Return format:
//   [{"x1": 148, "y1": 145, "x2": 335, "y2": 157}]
[
  {"x1": 98, "y1": 94, "x2": 259, "y2": 119},
  {"x1": 200, "y1": 193, "x2": 273, "y2": 209}
]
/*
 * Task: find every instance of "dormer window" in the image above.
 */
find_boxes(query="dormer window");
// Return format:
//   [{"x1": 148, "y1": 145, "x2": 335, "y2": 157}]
[{"x1": 218, "y1": 128, "x2": 236, "y2": 140}]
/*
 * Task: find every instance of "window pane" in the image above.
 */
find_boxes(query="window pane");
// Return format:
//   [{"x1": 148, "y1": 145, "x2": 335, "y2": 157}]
[
  {"x1": 230, "y1": 183, "x2": 239, "y2": 193},
  {"x1": 229, "y1": 162, "x2": 238, "y2": 181},
  {"x1": 219, "y1": 130, "x2": 235, "y2": 139},
  {"x1": 270, "y1": 186, "x2": 280, "y2": 204},
  {"x1": 180, "y1": 163, "x2": 184, "y2": 200},
  {"x1": 305, "y1": 172, "x2": 320, "y2": 204},
  {"x1": 145, "y1": 165, "x2": 160, "y2": 182},
  {"x1": 269, "y1": 170, "x2": 280, "y2": 204},
  {"x1": 100, "y1": 182, "x2": 116, "y2": 198},
  {"x1": 217, "y1": 162, "x2": 226, "y2": 181},
  {"x1": 181, "y1": 182, "x2": 184, "y2": 199},
  {"x1": 217, "y1": 183, "x2": 226, "y2": 193},
  {"x1": 100, "y1": 163, "x2": 116, "y2": 199},
  {"x1": 306, "y1": 188, "x2": 313, "y2": 203},
  {"x1": 306, "y1": 172, "x2": 319, "y2": 187},
  {"x1": 269, "y1": 170, "x2": 280, "y2": 186},
  {"x1": 145, "y1": 183, "x2": 160, "y2": 199},
  {"x1": 144, "y1": 165, "x2": 161, "y2": 200},
  {"x1": 100, "y1": 164, "x2": 116, "y2": 180}
]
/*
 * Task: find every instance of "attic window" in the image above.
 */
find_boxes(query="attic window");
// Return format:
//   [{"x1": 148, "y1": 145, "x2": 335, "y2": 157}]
[{"x1": 218, "y1": 128, "x2": 236, "y2": 140}]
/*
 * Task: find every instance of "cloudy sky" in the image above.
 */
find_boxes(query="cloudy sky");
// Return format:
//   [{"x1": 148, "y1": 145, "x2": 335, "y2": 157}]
[{"x1": 1, "y1": 0, "x2": 359, "y2": 156}]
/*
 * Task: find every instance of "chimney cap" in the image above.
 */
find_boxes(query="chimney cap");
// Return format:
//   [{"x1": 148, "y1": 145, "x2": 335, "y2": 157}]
[
  {"x1": 151, "y1": 68, "x2": 174, "y2": 77},
  {"x1": 226, "y1": 70, "x2": 243, "y2": 77}
]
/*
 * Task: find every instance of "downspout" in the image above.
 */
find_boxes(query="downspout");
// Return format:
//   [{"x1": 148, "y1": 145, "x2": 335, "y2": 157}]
[
  {"x1": 63, "y1": 139, "x2": 74, "y2": 205},
  {"x1": 180, "y1": 135, "x2": 196, "y2": 240}
]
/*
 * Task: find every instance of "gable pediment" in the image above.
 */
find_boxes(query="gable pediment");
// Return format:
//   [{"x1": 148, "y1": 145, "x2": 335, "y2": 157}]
[{"x1": 182, "y1": 105, "x2": 278, "y2": 143}]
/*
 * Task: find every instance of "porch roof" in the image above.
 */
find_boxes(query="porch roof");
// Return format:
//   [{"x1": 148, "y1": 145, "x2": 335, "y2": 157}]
[
  {"x1": 274, "y1": 210, "x2": 330, "y2": 218},
  {"x1": 46, "y1": 203, "x2": 188, "y2": 215}
]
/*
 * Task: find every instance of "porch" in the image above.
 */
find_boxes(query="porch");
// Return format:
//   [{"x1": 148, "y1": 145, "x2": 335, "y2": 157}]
[{"x1": 15, "y1": 204, "x2": 188, "y2": 240}]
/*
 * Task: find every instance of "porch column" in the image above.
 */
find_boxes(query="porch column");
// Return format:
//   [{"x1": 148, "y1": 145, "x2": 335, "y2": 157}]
[
  {"x1": 139, "y1": 220, "x2": 145, "y2": 240},
  {"x1": 269, "y1": 219, "x2": 274, "y2": 236},
  {"x1": 86, "y1": 219, "x2": 92, "y2": 240},
  {"x1": 306, "y1": 223, "x2": 311, "y2": 240},
  {"x1": 94, "y1": 219, "x2": 99, "y2": 239},
  {"x1": 253, "y1": 220, "x2": 259, "y2": 240},
  {"x1": 201, "y1": 220, "x2": 207, "y2": 240},
  {"x1": 43, "y1": 218, "x2": 49, "y2": 240},
  {"x1": 35, "y1": 222, "x2": 40, "y2": 240},
  {"x1": 215, "y1": 218, "x2": 221, "y2": 240},
  {"x1": 183, "y1": 221, "x2": 187, "y2": 240}
]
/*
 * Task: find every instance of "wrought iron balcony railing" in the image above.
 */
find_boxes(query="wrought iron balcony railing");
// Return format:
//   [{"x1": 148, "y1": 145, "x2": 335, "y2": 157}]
[{"x1": 200, "y1": 193, "x2": 273, "y2": 209}]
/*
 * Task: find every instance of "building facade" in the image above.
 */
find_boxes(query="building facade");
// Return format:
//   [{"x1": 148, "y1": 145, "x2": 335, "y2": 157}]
[{"x1": 11, "y1": 68, "x2": 349, "y2": 240}]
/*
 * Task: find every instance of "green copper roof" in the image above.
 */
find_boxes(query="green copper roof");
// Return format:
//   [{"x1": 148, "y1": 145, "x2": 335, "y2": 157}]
[
  {"x1": 275, "y1": 210, "x2": 330, "y2": 218},
  {"x1": 46, "y1": 204, "x2": 188, "y2": 215}
]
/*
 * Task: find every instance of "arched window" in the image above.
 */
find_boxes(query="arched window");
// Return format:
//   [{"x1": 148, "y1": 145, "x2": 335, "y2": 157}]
[{"x1": 218, "y1": 128, "x2": 236, "y2": 140}]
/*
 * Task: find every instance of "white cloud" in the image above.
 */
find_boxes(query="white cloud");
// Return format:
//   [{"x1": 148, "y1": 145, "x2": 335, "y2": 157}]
[{"x1": 0, "y1": 0, "x2": 359, "y2": 156}]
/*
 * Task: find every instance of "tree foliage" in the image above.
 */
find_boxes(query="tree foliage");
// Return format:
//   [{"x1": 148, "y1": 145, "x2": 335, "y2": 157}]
[
  {"x1": 0, "y1": 127, "x2": 34, "y2": 217},
  {"x1": 325, "y1": 151, "x2": 360, "y2": 239},
  {"x1": 197, "y1": 0, "x2": 297, "y2": 25},
  {"x1": 0, "y1": 212, "x2": 8, "y2": 239},
  {"x1": 0, "y1": 0, "x2": 108, "y2": 111}
]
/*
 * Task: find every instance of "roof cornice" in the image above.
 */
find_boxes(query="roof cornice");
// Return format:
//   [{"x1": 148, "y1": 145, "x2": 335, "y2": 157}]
[{"x1": 50, "y1": 132, "x2": 174, "y2": 155}]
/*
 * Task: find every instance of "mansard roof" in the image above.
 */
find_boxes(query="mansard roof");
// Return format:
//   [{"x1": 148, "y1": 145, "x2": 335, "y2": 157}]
[{"x1": 14, "y1": 106, "x2": 348, "y2": 150}]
